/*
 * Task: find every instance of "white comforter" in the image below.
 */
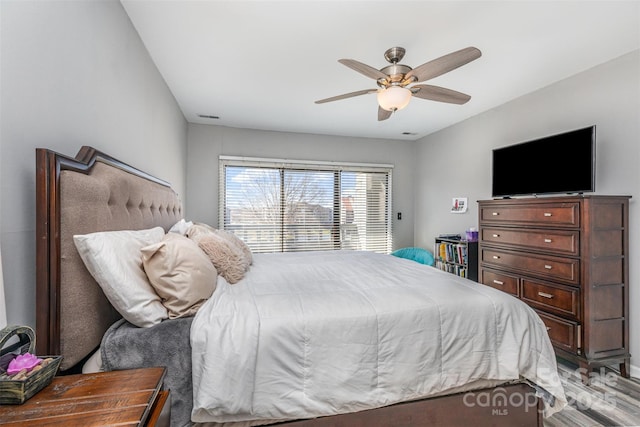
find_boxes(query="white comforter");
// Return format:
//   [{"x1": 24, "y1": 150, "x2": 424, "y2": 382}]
[{"x1": 191, "y1": 250, "x2": 566, "y2": 424}]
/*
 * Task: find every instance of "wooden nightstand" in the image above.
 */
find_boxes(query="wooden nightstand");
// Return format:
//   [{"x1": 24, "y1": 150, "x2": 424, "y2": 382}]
[{"x1": 0, "y1": 367, "x2": 170, "y2": 426}]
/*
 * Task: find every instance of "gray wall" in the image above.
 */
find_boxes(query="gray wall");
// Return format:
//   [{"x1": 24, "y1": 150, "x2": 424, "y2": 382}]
[
  {"x1": 0, "y1": 0, "x2": 187, "y2": 327},
  {"x1": 186, "y1": 124, "x2": 415, "y2": 250},
  {"x1": 414, "y1": 50, "x2": 640, "y2": 375}
]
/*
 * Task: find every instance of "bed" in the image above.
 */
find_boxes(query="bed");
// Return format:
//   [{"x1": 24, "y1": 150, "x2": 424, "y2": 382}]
[{"x1": 35, "y1": 146, "x2": 566, "y2": 427}]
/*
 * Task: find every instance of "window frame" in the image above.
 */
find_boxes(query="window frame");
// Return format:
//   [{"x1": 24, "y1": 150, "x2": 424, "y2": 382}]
[{"x1": 219, "y1": 156, "x2": 393, "y2": 253}]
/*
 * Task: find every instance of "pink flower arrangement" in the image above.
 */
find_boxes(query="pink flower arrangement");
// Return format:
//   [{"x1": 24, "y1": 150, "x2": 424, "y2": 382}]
[{"x1": 7, "y1": 353, "x2": 42, "y2": 375}]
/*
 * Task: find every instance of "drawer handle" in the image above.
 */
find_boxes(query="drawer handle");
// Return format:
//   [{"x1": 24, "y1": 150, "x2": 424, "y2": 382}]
[
  {"x1": 492, "y1": 255, "x2": 501, "y2": 260},
  {"x1": 493, "y1": 280, "x2": 504, "y2": 285},
  {"x1": 538, "y1": 292, "x2": 554, "y2": 299},
  {"x1": 544, "y1": 238, "x2": 552, "y2": 243},
  {"x1": 544, "y1": 265, "x2": 553, "y2": 270},
  {"x1": 492, "y1": 234, "x2": 500, "y2": 238},
  {"x1": 492, "y1": 212, "x2": 499, "y2": 216},
  {"x1": 544, "y1": 212, "x2": 552, "y2": 217}
]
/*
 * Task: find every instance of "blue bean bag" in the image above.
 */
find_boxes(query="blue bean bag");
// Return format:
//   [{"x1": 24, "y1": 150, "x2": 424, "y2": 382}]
[{"x1": 391, "y1": 247, "x2": 435, "y2": 266}]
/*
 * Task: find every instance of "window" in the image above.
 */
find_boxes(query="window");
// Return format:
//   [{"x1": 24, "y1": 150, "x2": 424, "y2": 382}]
[{"x1": 220, "y1": 157, "x2": 393, "y2": 253}]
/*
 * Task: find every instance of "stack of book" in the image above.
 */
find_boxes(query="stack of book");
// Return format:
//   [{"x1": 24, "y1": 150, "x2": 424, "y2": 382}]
[{"x1": 435, "y1": 240, "x2": 469, "y2": 278}]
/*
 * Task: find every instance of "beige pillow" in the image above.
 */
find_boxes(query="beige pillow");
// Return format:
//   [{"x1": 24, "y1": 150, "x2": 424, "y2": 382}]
[
  {"x1": 141, "y1": 233, "x2": 217, "y2": 318},
  {"x1": 194, "y1": 233, "x2": 249, "y2": 284},
  {"x1": 186, "y1": 223, "x2": 217, "y2": 240},
  {"x1": 187, "y1": 223, "x2": 253, "y2": 266},
  {"x1": 215, "y1": 229, "x2": 253, "y2": 265}
]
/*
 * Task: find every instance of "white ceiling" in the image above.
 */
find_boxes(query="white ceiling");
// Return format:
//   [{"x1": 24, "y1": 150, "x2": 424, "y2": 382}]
[{"x1": 121, "y1": 1, "x2": 640, "y2": 141}]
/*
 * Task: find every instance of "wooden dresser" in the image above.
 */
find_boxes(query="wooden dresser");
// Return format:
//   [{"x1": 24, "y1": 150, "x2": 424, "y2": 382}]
[{"x1": 477, "y1": 195, "x2": 630, "y2": 380}]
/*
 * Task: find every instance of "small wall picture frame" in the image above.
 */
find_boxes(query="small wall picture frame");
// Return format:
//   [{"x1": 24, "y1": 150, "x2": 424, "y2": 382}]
[{"x1": 451, "y1": 197, "x2": 468, "y2": 213}]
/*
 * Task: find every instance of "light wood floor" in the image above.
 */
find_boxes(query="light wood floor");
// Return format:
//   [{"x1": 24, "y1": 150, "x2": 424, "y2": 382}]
[{"x1": 545, "y1": 361, "x2": 640, "y2": 427}]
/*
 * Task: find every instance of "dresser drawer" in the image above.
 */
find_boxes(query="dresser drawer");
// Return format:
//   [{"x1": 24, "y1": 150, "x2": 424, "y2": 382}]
[
  {"x1": 480, "y1": 202, "x2": 580, "y2": 227},
  {"x1": 481, "y1": 227, "x2": 579, "y2": 256},
  {"x1": 536, "y1": 310, "x2": 579, "y2": 353},
  {"x1": 522, "y1": 279, "x2": 579, "y2": 320},
  {"x1": 480, "y1": 268, "x2": 519, "y2": 297},
  {"x1": 481, "y1": 249, "x2": 579, "y2": 284}
]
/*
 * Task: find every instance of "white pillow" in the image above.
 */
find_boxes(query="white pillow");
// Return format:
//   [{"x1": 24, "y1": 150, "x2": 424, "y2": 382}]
[
  {"x1": 169, "y1": 218, "x2": 193, "y2": 236},
  {"x1": 73, "y1": 227, "x2": 168, "y2": 327}
]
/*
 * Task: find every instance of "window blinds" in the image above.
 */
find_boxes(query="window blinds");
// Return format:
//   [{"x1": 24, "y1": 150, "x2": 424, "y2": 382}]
[{"x1": 219, "y1": 157, "x2": 393, "y2": 254}]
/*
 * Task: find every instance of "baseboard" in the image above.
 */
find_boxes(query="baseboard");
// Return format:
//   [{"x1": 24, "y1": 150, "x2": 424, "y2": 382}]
[{"x1": 630, "y1": 363, "x2": 640, "y2": 380}]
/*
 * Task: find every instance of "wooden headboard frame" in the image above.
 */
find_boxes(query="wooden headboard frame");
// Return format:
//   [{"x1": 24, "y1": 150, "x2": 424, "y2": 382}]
[{"x1": 36, "y1": 146, "x2": 183, "y2": 370}]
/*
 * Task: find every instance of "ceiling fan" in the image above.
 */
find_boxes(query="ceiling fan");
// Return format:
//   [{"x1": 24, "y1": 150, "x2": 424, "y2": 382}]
[{"x1": 315, "y1": 46, "x2": 482, "y2": 121}]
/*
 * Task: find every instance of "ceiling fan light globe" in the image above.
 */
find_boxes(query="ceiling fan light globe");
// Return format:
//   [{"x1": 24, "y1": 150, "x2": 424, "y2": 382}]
[{"x1": 377, "y1": 86, "x2": 412, "y2": 112}]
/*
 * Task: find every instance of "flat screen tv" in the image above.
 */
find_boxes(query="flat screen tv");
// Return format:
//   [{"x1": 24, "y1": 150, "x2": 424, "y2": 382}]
[{"x1": 492, "y1": 126, "x2": 596, "y2": 198}]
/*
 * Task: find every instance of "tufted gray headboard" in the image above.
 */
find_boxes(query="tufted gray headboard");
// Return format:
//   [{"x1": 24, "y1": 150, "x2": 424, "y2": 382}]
[{"x1": 36, "y1": 146, "x2": 183, "y2": 371}]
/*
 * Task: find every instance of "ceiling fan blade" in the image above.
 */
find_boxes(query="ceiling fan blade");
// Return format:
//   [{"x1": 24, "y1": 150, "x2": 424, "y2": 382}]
[
  {"x1": 339, "y1": 59, "x2": 389, "y2": 81},
  {"x1": 404, "y1": 47, "x2": 481, "y2": 83},
  {"x1": 411, "y1": 84, "x2": 471, "y2": 104},
  {"x1": 315, "y1": 89, "x2": 377, "y2": 104},
  {"x1": 378, "y1": 106, "x2": 392, "y2": 121}
]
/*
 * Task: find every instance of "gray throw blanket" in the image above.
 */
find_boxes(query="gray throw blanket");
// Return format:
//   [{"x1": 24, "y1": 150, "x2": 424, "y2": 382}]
[{"x1": 101, "y1": 317, "x2": 194, "y2": 427}]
